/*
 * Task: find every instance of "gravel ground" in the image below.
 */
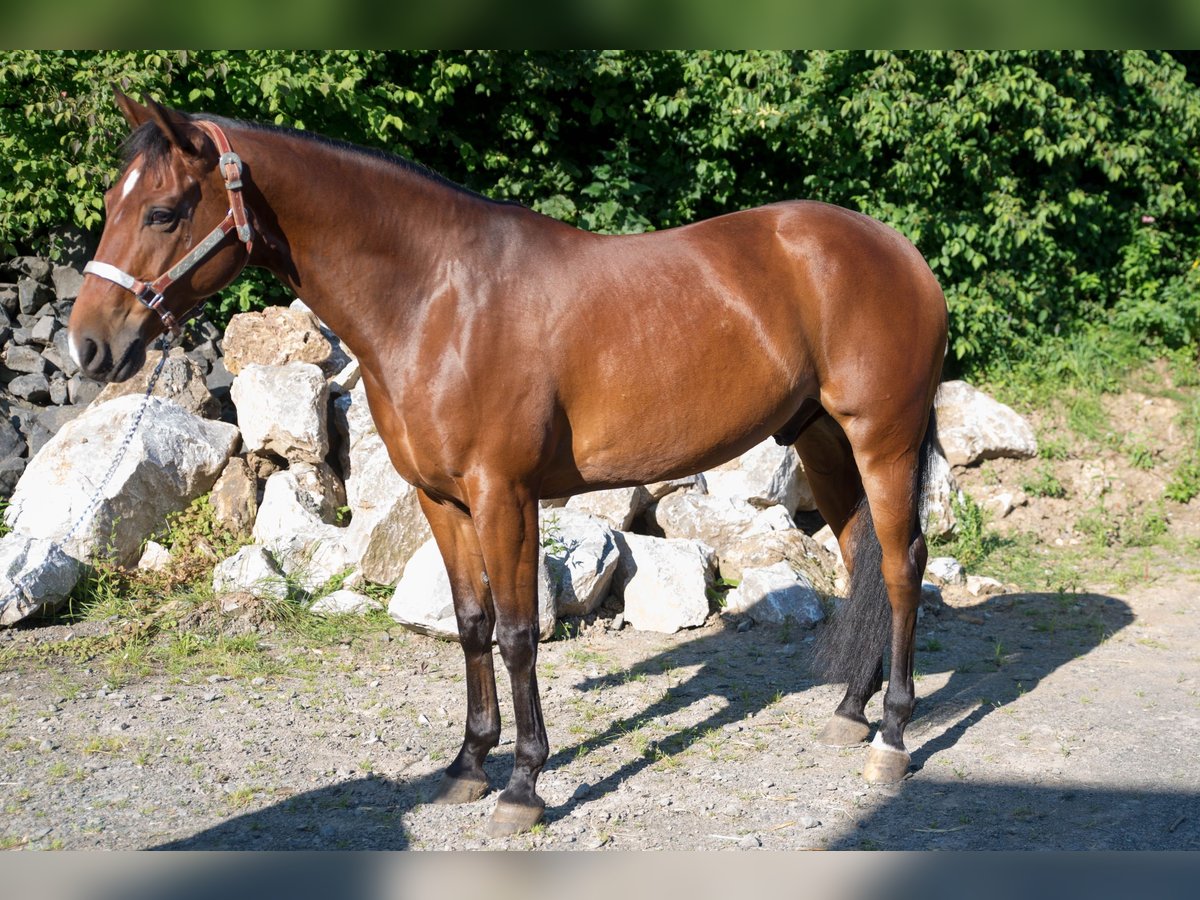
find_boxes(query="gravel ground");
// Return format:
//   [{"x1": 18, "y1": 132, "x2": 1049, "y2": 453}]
[{"x1": 1, "y1": 565, "x2": 1197, "y2": 851}]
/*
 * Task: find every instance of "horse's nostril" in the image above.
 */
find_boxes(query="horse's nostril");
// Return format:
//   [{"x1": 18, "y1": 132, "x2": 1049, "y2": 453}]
[{"x1": 80, "y1": 338, "x2": 98, "y2": 369}]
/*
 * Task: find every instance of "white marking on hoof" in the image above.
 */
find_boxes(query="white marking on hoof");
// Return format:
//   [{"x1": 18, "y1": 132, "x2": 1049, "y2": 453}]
[{"x1": 870, "y1": 731, "x2": 906, "y2": 754}]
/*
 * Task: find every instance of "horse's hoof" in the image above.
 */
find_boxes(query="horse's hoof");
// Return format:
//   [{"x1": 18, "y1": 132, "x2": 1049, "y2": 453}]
[
  {"x1": 863, "y1": 742, "x2": 911, "y2": 783},
  {"x1": 818, "y1": 714, "x2": 871, "y2": 746},
  {"x1": 486, "y1": 796, "x2": 546, "y2": 838},
  {"x1": 430, "y1": 773, "x2": 490, "y2": 805}
]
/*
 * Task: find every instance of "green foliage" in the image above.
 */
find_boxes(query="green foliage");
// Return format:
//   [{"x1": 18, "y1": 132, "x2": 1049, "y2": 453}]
[
  {"x1": 1021, "y1": 461, "x2": 1068, "y2": 499},
  {"x1": 1166, "y1": 395, "x2": 1200, "y2": 503},
  {"x1": 948, "y1": 491, "x2": 987, "y2": 567},
  {"x1": 1077, "y1": 502, "x2": 1169, "y2": 549},
  {"x1": 149, "y1": 493, "x2": 248, "y2": 589},
  {"x1": 1166, "y1": 460, "x2": 1200, "y2": 503},
  {"x1": 4, "y1": 50, "x2": 1200, "y2": 370}
]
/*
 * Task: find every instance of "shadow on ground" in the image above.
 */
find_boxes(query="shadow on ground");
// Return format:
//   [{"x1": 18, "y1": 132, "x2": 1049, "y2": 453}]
[{"x1": 151, "y1": 589, "x2": 1183, "y2": 851}]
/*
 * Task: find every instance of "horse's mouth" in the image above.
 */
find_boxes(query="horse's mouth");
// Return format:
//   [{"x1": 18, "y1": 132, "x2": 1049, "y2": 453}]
[{"x1": 106, "y1": 338, "x2": 147, "y2": 383}]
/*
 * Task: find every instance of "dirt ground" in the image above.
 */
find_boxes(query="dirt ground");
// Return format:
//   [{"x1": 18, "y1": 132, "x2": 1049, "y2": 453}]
[{"x1": 1, "y1": 382, "x2": 1198, "y2": 851}]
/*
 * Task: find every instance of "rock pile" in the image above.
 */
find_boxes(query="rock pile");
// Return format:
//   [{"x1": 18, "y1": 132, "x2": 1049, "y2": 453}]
[{"x1": 0, "y1": 251, "x2": 1040, "y2": 637}]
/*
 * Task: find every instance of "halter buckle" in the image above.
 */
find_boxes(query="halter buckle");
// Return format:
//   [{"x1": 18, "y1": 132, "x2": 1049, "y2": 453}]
[{"x1": 218, "y1": 150, "x2": 244, "y2": 190}]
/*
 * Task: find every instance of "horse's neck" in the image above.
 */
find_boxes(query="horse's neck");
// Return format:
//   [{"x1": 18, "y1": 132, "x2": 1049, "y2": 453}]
[{"x1": 239, "y1": 127, "x2": 484, "y2": 369}]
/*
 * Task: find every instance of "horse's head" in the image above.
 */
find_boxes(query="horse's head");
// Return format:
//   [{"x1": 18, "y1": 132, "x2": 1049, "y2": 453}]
[{"x1": 68, "y1": 91, "x2": 253, "y2": 382}]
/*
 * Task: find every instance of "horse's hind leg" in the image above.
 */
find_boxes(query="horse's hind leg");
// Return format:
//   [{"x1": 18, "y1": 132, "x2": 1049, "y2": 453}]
[
  {"x1": 419, "y1": 491, "x2": 500, "y2": 805},
  {"x1": 795, "y1": 415, "x2": 882, "y2": 746},
  {"x1": 847, "y1": 428, "x2": 930, "y2": 783}
]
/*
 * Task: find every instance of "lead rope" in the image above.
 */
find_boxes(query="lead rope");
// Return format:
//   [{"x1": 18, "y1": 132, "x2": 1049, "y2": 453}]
[{"x1": 0, "y1": 336, "x2": 171, "y2": 621}]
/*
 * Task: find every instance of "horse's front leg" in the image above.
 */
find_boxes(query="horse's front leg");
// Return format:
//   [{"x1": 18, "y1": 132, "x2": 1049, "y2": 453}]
[
  {"x1": 467, "y1": 479, "x2": 548, "y2": 837},
  {"x1": 418, "y1": 491, "x2": 500, "y2": 805}
]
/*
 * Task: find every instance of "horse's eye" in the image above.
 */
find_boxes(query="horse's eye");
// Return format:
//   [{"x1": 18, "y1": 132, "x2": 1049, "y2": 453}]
[{"x1": 146, "y1": 208, "x2": 177, "y2": 227}]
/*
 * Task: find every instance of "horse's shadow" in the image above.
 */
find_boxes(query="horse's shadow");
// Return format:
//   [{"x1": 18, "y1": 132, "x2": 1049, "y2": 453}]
[
  {"x1": 152, "y1": 585, "x2": 1136, "y2": 850},
  {"x1": 537, "y1": 587, "x2": 1136, "y2": 819}
]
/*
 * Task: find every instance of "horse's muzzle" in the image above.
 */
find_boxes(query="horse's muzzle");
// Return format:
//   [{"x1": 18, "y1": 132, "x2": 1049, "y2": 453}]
[{"x1": 71, "y1": 332, "x2": 146, "y2": 383}]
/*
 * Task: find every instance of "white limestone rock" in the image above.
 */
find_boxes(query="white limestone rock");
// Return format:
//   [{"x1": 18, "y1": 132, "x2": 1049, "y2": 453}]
[
  {"x1": 724, "y1": 561, "x2": 824, "y2": 627},
  {"x1": 388, "y1": 539, "x2": 557, "y2": 642},
  {"x1": 717, "y1": 528, "x2": 837, "y2": 592},
  {"x1": 3, "y1": 396, "x2": 239, "y2": 567},
  {"x1": 212, "y1": 545, "x2": 289, "y2": 602},
  {"x1": 94, "y1": 347, "x2": 219, "y2": 419},
  {"x1": 613, "y1": 533, "x2": 716, "y2": 634},
  {"x1": 926, "y1": 556, "x2": 965, "y2": 586},
  {"x1": 643, "y1": 474, "x2": 707, "y2": 501},
  {"x1": 566, "y1": 486, "x2": 652, "y2": 531},
  {"x1": 137, "y1": 540, "x2": 172, "y2": 573},
  {"x1": 252, "y1": 467, "x2": 355, "y2": 593},
  {"x1": 541, "y1": 508, "x2": 620, "y2": 617},
  {"x1": 966, "y1": 574, "x2": 1006, "y2": 596},
  {"x1": 231, "y1": 362, "x2": 329, "y2": 463},
  {"x1": 652, "y1": 492, "x2": 794, "y2": 557},
  {"x1": 310, "y1": 589, "x2": 382, "y2": 616},
  {"x1": 0, "y1": 536, "x2": 83, "y2": 626},
  {"x1": 222, "y1": 305, "x2": 336, "y2": 376},
  {"x1": 705, "y1": 439, "x2": 816, "y2": 514},
  {"x1": 339, "y1": 388, "x2": 431, "y2": 585},
  {"x1": 935, "y1": 380, "x2": 1038, "y2": 467}
]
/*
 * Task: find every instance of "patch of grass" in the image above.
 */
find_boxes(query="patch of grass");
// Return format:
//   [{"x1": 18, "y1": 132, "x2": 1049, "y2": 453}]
[
  {"x1": 1165, "y1": 394, "x2": 1200, "y2": 502},
  {"x1": 1021, "y1": 462, "x2": 1067, "y2": 499},
  {"x1": 1065, "y1": 394, "x2": 1113, "y2": 446},
  {"x1": 225, "y1": 786, "x2": 263, "y2": 810},
  {"x1": 1166, "y1": 459, "x2": 1200, "y2": 504},
  {"x1": 82, "y1": 736, "x2": 127, "y2": 755},
  {"x1": 1037, "y1": 433, "x2": 1071, "y2": 461},
  {"x1": 1079, "y1": 502, "x2": 1170, "y2": 550},
  {"x1": 930, "y1": 492, "x2": 992, "y2": 568},
  {"x1": 148, "y1": 494, "x2": 252, "y2": 591},
  {"x1": 1126, "y1": 442, "x2": 1157, "y2": 471},
  {"x1": 1123, "y1": 506, "x2": 1170, "y2": 548}
]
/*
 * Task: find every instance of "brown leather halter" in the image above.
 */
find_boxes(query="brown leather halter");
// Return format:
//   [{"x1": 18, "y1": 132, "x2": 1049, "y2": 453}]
[{"x1": 83, "y1": 120, "x2": 253, "y2": 339}]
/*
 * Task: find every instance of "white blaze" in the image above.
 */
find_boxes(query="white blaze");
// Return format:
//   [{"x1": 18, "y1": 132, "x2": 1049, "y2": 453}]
[{"x1": 120, "y1": 166, "x2": 141, "y2": 199}]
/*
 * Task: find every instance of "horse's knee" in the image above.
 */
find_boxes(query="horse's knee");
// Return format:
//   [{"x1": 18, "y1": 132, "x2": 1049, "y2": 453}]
[
  {"x1": 456, "y1": 604, "x2": 495, "y2": 652},
  {"x1": 494, "y1": 619, "x2": 538, "y2": 672}
]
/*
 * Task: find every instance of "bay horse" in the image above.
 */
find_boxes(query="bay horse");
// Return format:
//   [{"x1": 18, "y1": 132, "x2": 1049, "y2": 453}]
[{"x1": 68, "y1": 92, "x2": 947, "y2": 837}]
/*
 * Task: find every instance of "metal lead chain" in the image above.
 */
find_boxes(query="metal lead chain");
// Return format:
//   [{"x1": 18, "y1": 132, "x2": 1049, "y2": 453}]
[{"x1": 61, "y1": 337, "x2": 172, "y2": 545}]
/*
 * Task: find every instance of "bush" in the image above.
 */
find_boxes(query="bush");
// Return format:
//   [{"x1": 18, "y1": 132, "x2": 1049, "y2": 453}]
[{"x1": 3, "y1": 50, "x2": 1199, "y2": 376}]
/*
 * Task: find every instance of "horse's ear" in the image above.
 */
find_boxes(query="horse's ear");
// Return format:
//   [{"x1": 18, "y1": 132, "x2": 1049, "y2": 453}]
[
  {"x1": 113, "y1": 89, "x2": 148, "y2": 129},
  {"x1": 140, "y1": 94, "x2": 200, "y2": 156}
]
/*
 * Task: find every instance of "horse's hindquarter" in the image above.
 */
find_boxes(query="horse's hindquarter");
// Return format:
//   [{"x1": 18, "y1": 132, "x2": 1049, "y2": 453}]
[{"x1": 543, "y1": 202, "x2": 947, "y2": 493}]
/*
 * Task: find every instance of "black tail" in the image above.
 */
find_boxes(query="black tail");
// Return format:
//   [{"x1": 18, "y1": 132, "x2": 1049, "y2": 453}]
[{"x1": 812, "y1": 408, "x2": 938, "y2": 684}]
